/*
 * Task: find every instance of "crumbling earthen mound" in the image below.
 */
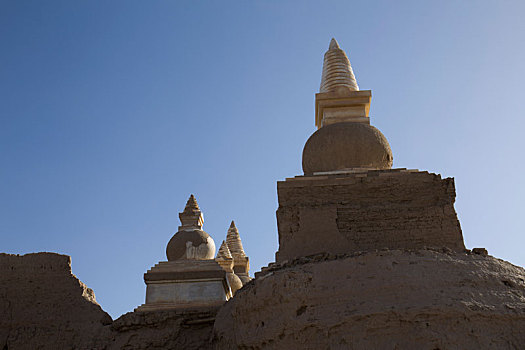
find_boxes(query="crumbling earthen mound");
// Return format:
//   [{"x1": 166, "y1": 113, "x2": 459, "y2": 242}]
[
  {"x1": 213, "y1": 249, "x2": 525, "y2": 349},
  {"x1": 0, "y1": 253, "x2": 217, "y2": 350},
  {"x1": 0, "y1": 252, "x2": 111, "y2": 349},
  {"x1": 109, "y1": 308, "x2": 217, "y2": 349}
]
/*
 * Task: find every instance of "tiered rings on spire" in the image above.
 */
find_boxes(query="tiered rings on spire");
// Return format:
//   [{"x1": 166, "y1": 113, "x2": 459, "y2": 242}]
[
  {"x1": 216, "y1": 240, "x2": 233, "y2": 260},
  {"x1": 218, "y1": 220, "x2": 251, "y2": 285},
  {"x1": 178, "y1": 194, "x2": 204, "y2": 230},
  {"x1": 226, "y1": 221, "x2": 246, "y2": 258},
  {"x1": 320, "y1": 38, "x2": 359, "y2": 93}
]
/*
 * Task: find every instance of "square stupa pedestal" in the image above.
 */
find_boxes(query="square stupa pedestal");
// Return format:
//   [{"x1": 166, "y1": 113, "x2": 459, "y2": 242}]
[
  {"x1": 135, "y1": 260, "x2": 231, "y2": 312},
  {"x1": 275, "y1": 169, "x2": 465, "y2": 262},
  {"x1": 315, "y1": 90, "x2": 371, "y2": 128}
]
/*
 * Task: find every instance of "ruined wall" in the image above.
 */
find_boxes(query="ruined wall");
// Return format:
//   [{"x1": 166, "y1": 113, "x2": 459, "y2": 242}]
[
  {"x1": 276, "y1": 169, "x2": 465, "y2": 261},
  {"x1": 2, "y1": 248, "x2": 525, "y2": 349},
  {"x1": 214, "y1": 249, "x2": 525, "y2": 349},
  {"x1": 0, "y1": 253, "x2": 216, "y2": 350},
  {"x1": 0, "y1": 253, "x2": 111, "y2": 349},
  {"x1": 106, "y1": 308, "x2": 216, "y2": 349}
]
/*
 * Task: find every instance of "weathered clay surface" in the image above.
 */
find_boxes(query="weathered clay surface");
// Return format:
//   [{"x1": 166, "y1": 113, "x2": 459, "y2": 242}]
[
  {"x1": 0, "y1": 253, "x2": 216, "y2": 350},
  {"x1": 214, "y1": 249, "x2": 525, "y2": 349},
  {"x1": 108, "y1": 308, "x2": 216, "y2": 350},
  {"x1": 0, "y1": 252, "x2": 111, "y2": 349},
  {"x1": 167, "y1": 229, "x2": 215, "y2": 261},
  {"x1": 2, "y1": 249, "x2": 525, "y2": 349},
  {"x1": 276, "y1": 170, "x2": 465, "y2": 261},
  {"x1": 302, "y1": 122, "x2": 393, "y2": 173}
]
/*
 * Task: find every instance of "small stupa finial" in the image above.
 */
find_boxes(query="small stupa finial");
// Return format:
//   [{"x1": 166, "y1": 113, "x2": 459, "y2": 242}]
[
  {"x1": 226, "y1": 220, "x2": 246, "y2": 258},
  {"x1": 320, "y1": 38, "x2": 359, "y2": 93},
  {"x1": 184, "y1": 194, "x2": 200, "y2": 212},
  {"x1": 178, "y1": 194, "x2": 204, "y2": 230},
  {"x1": 216, "y1": 240, "x2": 233, "y2": 260}
]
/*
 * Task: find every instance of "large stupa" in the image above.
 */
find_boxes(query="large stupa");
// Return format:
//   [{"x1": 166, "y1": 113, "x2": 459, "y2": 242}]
[
  {"x1": 213, "y1": 39, "x2": 525, "y2": 349},
  {"x1": 275, "y1": 39, "x2": 464, "y2": 262}
]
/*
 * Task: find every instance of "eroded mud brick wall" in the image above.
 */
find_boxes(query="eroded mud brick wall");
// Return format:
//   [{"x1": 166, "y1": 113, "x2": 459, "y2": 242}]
[{"x1": 276, "y1": 170, "x2": 464, "y2": 261}]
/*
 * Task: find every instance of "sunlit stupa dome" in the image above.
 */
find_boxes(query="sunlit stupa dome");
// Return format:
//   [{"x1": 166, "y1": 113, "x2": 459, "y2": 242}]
[{"x1": 303, "y1": 122, "x2": 393, "y2": 174}]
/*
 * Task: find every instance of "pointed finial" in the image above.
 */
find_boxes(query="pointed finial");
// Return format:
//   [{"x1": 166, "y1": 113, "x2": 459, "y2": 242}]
[
  {"x1": 320, "y1": 38, "x2": 359, "y2": 93},
  {"x1": 184, "y1": 194, "x2": 200, "y2": 212},
  {"x1": 178, "y1": 194, "x2": 204, "y2": 230},
  {"x1": 226, "y1": 220, "x2": 246, "y2": 257},
  {"x1": 329, "y1": 38, "x2": 340, "y2": 50},
  {"x1": 216, "y1": 240, "x2": 233, "y2": 260}
]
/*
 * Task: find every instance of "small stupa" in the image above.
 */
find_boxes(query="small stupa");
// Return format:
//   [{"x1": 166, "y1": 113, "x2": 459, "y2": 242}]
[
  {"x1": 215, "y1": 240, "x2": 243, "y2": 294},
  {"x1": 136, "y1": 195, "x2": 231, "y2": 311},
  {"x1": 223, "y1": 221, "x2": 251, "y2": 285}
]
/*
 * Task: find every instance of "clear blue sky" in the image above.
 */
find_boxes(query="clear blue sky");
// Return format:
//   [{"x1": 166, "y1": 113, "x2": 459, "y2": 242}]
[{"x1": 1, "y1": 1, "x2": 524, "y2": 319}]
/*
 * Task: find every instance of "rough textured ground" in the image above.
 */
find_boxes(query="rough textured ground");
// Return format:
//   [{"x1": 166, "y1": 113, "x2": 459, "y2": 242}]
[
  {"x1": 107, "y1": 308, "x2": 216, "y2": 350},
  {"x1": 214, "y1": 249, "x2": 525, "y2": 349},
  {"x1": 0, "y1": 253, "x2": 216, "y2": 350}
]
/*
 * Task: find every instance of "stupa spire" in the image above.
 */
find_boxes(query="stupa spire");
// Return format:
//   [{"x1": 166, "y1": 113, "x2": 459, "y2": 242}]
[
  {"x1": 216, "y1": 240, "x2": 233, "y2": 260},
  {"x1": 214, "y1": 240, "x2": 243, "y2": 294},
  {"x1": 226, "y1": 220, "x2": 246, "y2": 258},
  {"x1": 178, "y1": 194, "x2": 204, "y2": 230},
  {"x1": 320, "y1": 37, "x2": 359, "y2": 93}
]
